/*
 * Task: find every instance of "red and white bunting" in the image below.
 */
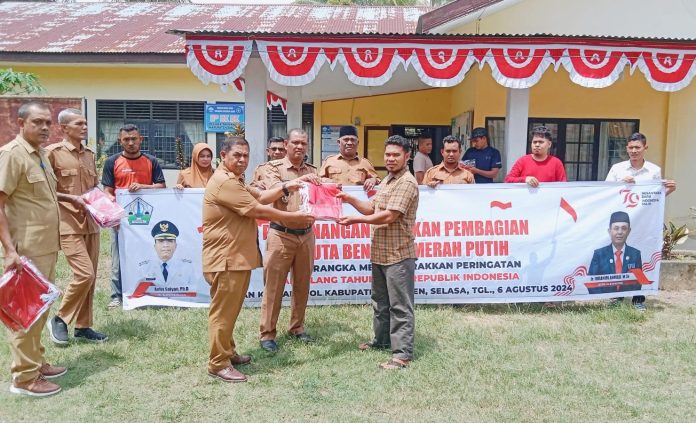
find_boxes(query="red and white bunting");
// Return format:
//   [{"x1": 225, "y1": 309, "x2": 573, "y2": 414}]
[
  {"x1": 185, "y1": 37, "x2": 696, "y2": 92},
  {"x1": 185, "y1": 39, "x2": 253, "y2": 86}
]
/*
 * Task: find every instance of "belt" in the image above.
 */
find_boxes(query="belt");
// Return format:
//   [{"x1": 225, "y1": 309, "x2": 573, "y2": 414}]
[{"x1": 270, "y1": 222, "x2": 313, "y2": 236}]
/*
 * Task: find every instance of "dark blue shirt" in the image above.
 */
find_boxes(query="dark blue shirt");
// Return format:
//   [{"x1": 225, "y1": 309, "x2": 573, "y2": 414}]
[{"x1": 462, "y1": 146, "x2": 502, "y2": 183}]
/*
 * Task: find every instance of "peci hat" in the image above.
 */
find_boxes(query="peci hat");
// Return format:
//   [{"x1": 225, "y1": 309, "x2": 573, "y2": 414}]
[
  {"x1": 151, "y1": 220, "x2": 179, "y2": 240},
  {"x1": 339, "y1": 126, "x2": 358, "y2": 138},
  {"x1": 609, "y1": 211, "x2": 630, "y2": 226},
  {"x1": 469, "y1": 127, "x2": 488, "y2": 140}
]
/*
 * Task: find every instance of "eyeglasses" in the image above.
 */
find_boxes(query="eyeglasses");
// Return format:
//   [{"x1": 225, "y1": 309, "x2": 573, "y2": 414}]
[{"x1": 269, "y1": 147, "x2": 286, "y2": 152}]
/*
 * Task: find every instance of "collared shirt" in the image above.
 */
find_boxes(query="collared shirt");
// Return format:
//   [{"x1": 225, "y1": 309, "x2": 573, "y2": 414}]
[
  {"x1": 370, "y1": 167, "x2": 419, "y2": 265},
  {"x1": 605, "y1": 160, "x2": 661, "y2": 182},
  {"x1": 46, "y1": 139, "x2": 99, "y2": 235},
  {"x1": 319, "y1": 154, "x2": 379, "y2": 185},
  {"x1": 261, "y1": 157, "x2": 318, "y2": 229},
  {"x1": 250, "y1": 161, "x2": 274, "y2": 189},
  {"x1": 202, "y1": 167, "x2": 262, "y2": 272},
  {"x1": 413, "y1": 151, "x2": 434, "y2": 174},
  {"x1": 422, "y1": 163, "x2": 475, "y2": 185},
  {"x1": 0, "y1": 136, "x2": 60, "y2": 256},
  {"x1": 462, "y1": 145, "x2": 502, "y2": 183}
]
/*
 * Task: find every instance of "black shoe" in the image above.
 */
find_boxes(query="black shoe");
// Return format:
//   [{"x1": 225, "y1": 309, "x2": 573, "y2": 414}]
[
  {"x1": 290, "y1": 332, "x2": 314, "y2": 343},
  {"x1": 260, "y1": 340, "x2": 278, "y2": 352},
  {"x1": 74, "y1": 328, "x2": 108, "y2": 343},
  {"x1": 47, "y1": 316, "x2": 69, "y2": 346}
]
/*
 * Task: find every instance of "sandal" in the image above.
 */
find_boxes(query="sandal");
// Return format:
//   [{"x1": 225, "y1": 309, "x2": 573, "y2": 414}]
[{"x1": 379, "y1": 358, "x2": 410, "y2": 370}]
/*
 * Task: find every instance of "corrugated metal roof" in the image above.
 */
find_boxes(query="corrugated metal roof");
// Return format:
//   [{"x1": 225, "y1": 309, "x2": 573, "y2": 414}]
[
  {"x1": 418, "y1": 0, "x2": 504, "y2": 33},
  {"x1": 0, "y1": 2, "x2": 432, "y2": 54}
]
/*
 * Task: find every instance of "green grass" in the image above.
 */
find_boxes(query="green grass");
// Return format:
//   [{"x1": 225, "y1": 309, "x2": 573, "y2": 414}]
[{"x1": 1, "y1": 232, "x2": 695, "y2": 422}]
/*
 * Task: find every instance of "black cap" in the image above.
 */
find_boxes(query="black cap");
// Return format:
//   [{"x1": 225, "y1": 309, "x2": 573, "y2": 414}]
[
  {"x1": 339, "y1": 126, "x2": 358, "y2": 138},
  {"x1": 469, "y1": 127, "x2": 488, "y2": 140},
  {"x1": 151, "y1": 220, "x2": 179, "y2": 239},
  {"x1": 609, "y1": 211, "x2": 630, "y2": 226}
]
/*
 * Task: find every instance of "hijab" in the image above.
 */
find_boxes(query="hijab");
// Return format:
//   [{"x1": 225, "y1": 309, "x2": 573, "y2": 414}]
[{"x1": 177, "y1": 143, "x2": 214, "y2": 188}]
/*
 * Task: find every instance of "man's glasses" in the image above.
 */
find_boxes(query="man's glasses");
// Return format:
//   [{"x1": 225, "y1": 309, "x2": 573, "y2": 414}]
[{"x1": 269, "y1": 147, "x2": 286, "y2": 152}]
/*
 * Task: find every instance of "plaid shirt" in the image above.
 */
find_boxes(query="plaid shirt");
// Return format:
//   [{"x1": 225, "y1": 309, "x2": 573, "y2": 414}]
[{"x1": 370, "y1": 167, "x2": 419, "y2": 265}]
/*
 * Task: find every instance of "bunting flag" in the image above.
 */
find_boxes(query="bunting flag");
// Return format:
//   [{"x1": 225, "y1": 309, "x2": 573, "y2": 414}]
[{"x1": 184, "y1": 36, "x2": 696, "y2": 92}]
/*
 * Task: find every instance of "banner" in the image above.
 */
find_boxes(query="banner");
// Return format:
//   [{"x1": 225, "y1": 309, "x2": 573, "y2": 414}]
[{"x1": 117, "y1": 182, "x2": 665, "y2": 310}]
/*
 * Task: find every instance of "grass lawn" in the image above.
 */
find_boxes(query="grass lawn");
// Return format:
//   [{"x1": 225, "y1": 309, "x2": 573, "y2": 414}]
[{"x1": 1, "y1": 231, "x2": 695, "y2": 422}]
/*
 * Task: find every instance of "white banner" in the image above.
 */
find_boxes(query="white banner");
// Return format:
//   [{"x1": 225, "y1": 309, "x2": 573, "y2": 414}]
[{"x1": 117, "y1": 182, "x2": 665, "y2": 310}]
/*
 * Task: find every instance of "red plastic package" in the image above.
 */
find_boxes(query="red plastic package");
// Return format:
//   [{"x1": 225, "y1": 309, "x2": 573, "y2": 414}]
[
  {"x1": 0, "y1": 257, "x2": 61, "y2": 332},
  {"x1": 82, "y1": 187, "x2": 126, "y2": 228},
  {"x1": 300, "y1": 183, "x2": 343, "y2": 221}
]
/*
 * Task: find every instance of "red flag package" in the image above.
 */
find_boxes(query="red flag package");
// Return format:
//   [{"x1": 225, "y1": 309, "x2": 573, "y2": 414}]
[
  {"x1": 0, "y1": 257, "x2": 61, "y2": 332},
  {"x1": 300, "y1": 182, "x2": 342, "y2": 221},
  {"x1": 82, "y1": 187, "x2": 126, "y2": 228}
]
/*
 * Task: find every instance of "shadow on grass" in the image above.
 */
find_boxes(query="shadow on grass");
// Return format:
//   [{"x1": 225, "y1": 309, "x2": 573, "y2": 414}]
[{"x1": 58, "y1": 349, "x2": 125, "y2": 391}]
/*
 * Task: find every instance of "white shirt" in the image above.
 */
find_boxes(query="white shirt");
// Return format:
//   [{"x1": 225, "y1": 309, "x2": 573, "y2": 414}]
[
  {"x1": 605, "y1": 160, "x2": 661, "y2": 182},
  {"x1": 413, "y1": 151, "x2": 433, "y2": 173}
]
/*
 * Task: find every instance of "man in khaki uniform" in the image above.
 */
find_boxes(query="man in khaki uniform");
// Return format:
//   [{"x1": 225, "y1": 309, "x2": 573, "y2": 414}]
[
  {"x1": 0, "y1": 102, "x2": 66, "y2": 397},
  {"x1": 203, "y1": 136, "x2": 313, "y2": 382},
  {"x1": 319, "y1": 125, "x2": 380, "y2": 191},
  {"x1": 422, "y1": 136, "x2": 475, "y2": 187},
  {"x1": 251, "y1": 136, "x2": 286, "y2": 188},
  {"x1": 45, "y1": 109, "x2": 107, "y2": 346},
  {"x1": 257, "y1": 128, "x2": 322, "y2": 352}
]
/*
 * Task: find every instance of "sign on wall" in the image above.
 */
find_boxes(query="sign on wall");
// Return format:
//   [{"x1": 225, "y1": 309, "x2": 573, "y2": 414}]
[{"x1": 204, "y1": 102, "x2": 244, "y2": 133}]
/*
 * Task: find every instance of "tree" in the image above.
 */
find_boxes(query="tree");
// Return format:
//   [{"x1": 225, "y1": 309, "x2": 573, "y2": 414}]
[{"x1": 0, "y1": 68, "x2": 45, "y2": 95}]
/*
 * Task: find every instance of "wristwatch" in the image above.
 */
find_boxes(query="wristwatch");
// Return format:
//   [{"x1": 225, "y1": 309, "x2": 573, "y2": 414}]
[{"x1": 282, "y1": 183, "x2": 290, "y2": 196}]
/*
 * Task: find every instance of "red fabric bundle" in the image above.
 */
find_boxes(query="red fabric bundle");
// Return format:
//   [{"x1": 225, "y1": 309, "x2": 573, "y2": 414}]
[
  {"x1": 0, "y1": 257, "x2": 61, "y2": 332},
  {"x1": 302, "y1": 183, "x2": 342, "y2": 221},
  {"x1": 82, "y1": 187, "x2": 126, "y2": 228}
]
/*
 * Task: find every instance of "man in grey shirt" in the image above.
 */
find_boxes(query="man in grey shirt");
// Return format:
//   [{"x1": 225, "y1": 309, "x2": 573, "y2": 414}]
[{"x1": 413, "y1": 134, "x2": 433, "y2": 184}]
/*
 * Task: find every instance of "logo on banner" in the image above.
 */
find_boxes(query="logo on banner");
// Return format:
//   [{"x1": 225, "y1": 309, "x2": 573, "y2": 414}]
[
  {"x1": 124, "y1": 197, "x2": 154, "y2": 225},
  {"x1": 620, "y1": 189, "x2": 640, "y2": 208}
]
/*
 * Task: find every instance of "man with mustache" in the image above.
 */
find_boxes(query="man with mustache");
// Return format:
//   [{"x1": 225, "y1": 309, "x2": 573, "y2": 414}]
[{"x1": 0, "y1": 101, "x2": 66, "y2": 396}]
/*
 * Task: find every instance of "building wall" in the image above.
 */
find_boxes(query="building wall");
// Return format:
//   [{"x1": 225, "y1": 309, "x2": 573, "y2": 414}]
[
  {"x1": 665, "y1": 82, "x2": 696, "y2": 227},
  {"x1": 9, "y1": 64, "x2": 243, "y2": 185},
  {"x1": 449, "y1": 69, "x2": 669, "y2": 167},
  {"x1": 447, "y1": 0, "x2": 696, "y2": 38}
]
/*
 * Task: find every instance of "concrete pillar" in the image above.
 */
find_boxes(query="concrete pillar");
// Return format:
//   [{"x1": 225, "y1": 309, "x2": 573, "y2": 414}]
[
  {"x1": 243, "y1": 57, "x2": 268, "y2": 177},
  {"x1": 85, "y1": 97, "x2": 97, "y2": 151},
  {"x1": 286, "y1": 86, "x2": 302, "y2": 133},
  {"x1": 503, "y1": 88, "x2": 530, "y2": 175}
]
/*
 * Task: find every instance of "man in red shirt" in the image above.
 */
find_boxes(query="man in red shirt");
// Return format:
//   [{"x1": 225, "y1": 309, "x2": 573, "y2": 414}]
[
  {"x1": 505, "y1": 126, "x2": 567, "y2": 186},
  {"x1": 101, "y1": 124, "x2": 166, "y2": 308},
  {"x1": 505, "y1": 126, "x2": 566, "y2": 308}
]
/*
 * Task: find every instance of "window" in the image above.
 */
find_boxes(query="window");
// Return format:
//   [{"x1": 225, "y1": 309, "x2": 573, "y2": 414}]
[
  {"x1": 96, "y1": 101, "x2": 205, "y2": 169},
  {"x1": 485, "y1": 117, "x2": 639, "y2": 181}
]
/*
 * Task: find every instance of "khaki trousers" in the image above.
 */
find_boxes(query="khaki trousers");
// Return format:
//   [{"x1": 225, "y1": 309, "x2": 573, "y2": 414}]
[
  {"x1": 8, "y1": 253, "x2": 57, "y2": 383},
  {"x1": 259, "y1": 229, "x2": 314, "y2": 341},
  {"x1": 205, "y1": 270, "x2": 251, "y2": 373},
  {"x1": 58, "y1": 232, "x2": 100, "y2": 328}
]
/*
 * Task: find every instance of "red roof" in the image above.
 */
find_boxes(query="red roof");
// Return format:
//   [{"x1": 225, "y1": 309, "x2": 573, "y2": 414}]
[{"x1": 0, "y1": 2, "x2": 431, "y2": 54}]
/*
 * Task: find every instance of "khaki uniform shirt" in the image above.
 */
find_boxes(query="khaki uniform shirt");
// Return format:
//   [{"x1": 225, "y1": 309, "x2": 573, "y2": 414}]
[
  {"x1": 202, "y1": 166, "x2": 262, "y2": 272},
  {"x1": 46, "y1": 140, "x2": 99, "y2": 235},
  {"x1": 422, "y1": 163, "x2": 475, "y2": 185},
  {"x1": 261, "y1": 157, "x2": 317, "y2": 229},
  {"x1": 0, "y1": 136, "x2": 60, "y2": 257},
  {"x1": 370, "y1": 167, "x2": 419, "y2": 265},
  {"x1": 250, "y1": 161, "x2": 274, "y2": 189},
  {"x1": 319, "y1": 154, "x2": 379, "y2": 185}
]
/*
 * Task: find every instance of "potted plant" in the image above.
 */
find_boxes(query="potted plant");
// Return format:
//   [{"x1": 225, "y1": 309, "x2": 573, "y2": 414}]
[{"x1": 660, "y1": 220, "x2": 696, "y2": 291}]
